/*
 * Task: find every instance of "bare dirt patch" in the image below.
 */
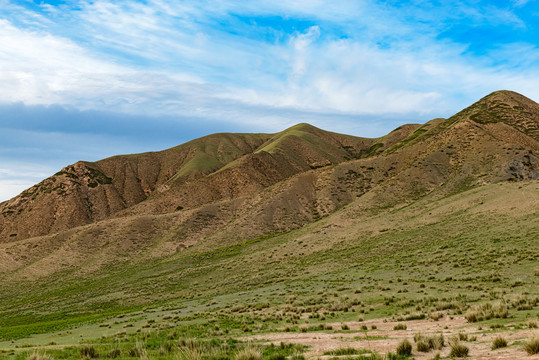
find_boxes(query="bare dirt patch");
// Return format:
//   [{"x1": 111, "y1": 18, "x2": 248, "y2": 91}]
[{"x1": 245, "y1": 316, "x2": 539, "y2": 359}]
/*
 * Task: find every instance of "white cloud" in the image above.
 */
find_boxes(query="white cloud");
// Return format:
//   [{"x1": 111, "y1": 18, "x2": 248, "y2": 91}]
[
  {"x1": 0, "y1": 1, "x2": 538, "y2": 136},
  {"x1": 0, "y1": 164, "x2": 54, "y2": 202},
  {"x1": 0, "y1": 180, "x2": 38, "y2": 203}
]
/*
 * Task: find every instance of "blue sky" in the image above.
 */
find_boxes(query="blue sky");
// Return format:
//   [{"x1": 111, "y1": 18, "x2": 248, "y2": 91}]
[{"x1": 1, "y1": 0, "x2": 538, "y2": 201}]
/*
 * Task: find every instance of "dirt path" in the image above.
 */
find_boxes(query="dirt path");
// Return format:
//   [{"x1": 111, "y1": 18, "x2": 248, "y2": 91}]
[{"x1": 245, "y1": 316, "x2": 539, "y2": 359}]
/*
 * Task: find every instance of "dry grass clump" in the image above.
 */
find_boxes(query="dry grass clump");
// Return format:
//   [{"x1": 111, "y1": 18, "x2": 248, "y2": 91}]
[
  {"x1": 465, "y1": 302, "x2": 508, "y2": 322},
  {"x1": 414, "y1": 332, "x2": 444, "y2": 352},
  {"x1": 234, "y1": 345, "x2": 262, "y2": 360},
  {"x1": 26, "y1": 352, "x2": 53, "y2": 360},
  {"x1": 393, "y1": 323, "x2": 407, "y2": 330},
  {"x1": 524, "y1": 333, "x2": 539, "y2": 355},
  {"x1": 80, "y1": 345, "x2": 97, "y2": 358},
  {"x1": 128, "y1": 341, "x2": 147, "y2": 358},
  {"x1": 107, "y1": 348, "x2": 121, "y2": 358},
  {"x1": 449, "y1": 337, "x2": 469, "y2": 358},
  {"x1": 177, "y1": 347, "x2": 202, "y2": 360},
  {"x1": 395, "y1": 339, "x2": 412, "y2": 356},
  {"x1": 491, "y1": 335, "x2": 507, "y2": 350}
]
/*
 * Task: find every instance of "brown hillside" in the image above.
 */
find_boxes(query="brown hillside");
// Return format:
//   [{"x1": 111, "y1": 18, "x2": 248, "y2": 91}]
[
  {"x1": 0, "y1": 123, "x2": 414, "y2": 241},
  {"x1": 0, "y1": 132, "x2": 271, "y2": 241},
  {"x1": 0, "y1": 90, "x2": 537, "y2": 252}
]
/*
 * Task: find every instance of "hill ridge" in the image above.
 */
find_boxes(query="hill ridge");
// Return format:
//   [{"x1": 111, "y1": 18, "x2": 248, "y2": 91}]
[{"x1": 1, "y1": 90, "x2": 538, "y2": 243}]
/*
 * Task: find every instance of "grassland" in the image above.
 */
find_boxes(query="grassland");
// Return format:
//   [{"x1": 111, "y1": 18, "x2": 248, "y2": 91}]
[{"x1": 0, "y1": 180, "x2": 537, "y2": 359}]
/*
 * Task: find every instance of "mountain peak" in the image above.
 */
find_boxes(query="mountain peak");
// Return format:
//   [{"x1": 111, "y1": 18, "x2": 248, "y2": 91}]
[
  {"x1": 480, "y1": 90, "x2": 535, "y2": 105},
  {"x1": 446, "y1": 90, "x2": 539, "y2": 140},
  {"x1": 284, "y1": 122, "x2": 318, "y2": 131}
]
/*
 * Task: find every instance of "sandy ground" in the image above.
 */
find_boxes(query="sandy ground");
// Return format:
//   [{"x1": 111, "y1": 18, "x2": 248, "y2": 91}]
[{"x1": 245, "y1": 316, "x2": 539, "y2": 359}]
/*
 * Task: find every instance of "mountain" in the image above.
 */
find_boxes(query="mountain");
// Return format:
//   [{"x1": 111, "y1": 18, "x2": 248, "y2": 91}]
[
  {"x1": 1, "y1": 90, "x2": 538, "y2": 251},
  {"x1": 1, "y1": 90, "x2": 539, "y2": 246},
  {"x1": 0, "y1": 123, "x2": 416, "y2": 241},
  {"x1": 0, "y1": 91, "x2": 538, "y2": 356}
]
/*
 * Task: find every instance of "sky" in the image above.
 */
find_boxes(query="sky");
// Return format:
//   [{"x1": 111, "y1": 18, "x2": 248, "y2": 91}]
[{"x1": 1, "y1": 0, "x2": 538, "y2": 201}]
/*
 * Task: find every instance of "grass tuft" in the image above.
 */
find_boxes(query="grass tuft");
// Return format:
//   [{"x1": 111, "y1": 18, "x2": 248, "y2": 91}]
[
  {"x1": 414, "y1": 332, "x2": 444, "y2": 352},
  {"x1": 80, "y1": 345, "x2": 97, "y2": 358},
  {"x1": 465, "y1": 302, "x2": 508, "y2": 323},
  {"x1": 396, "y1": 339, "x2": 412, "y2": 356},
  {"x1": 449, "y1": 338, "x2": 469, "y2": 358},
  {"x1": 491, "y1": 335, "x2": 507, "y2": 350},
  {"x1": 524, "y1": 333, "x2": 539, "y2": 355},
  {"x1": 235, "y1": 345, "x2": 262, "y2": 360},
  {"x1": 26, "y1": 352, "x2": 53, "y2": 360}
]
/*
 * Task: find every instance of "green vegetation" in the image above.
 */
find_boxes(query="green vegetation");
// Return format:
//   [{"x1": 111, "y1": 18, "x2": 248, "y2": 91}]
[
  {"x1": 323, "y1": 347, "x2": 372, "y2": 356},
  {"x1": 6, "y1": 336, "x2": 305, "y2": 360}
]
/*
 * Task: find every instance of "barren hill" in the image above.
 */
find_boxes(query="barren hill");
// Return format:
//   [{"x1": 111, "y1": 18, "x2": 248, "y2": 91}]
[
  {"x1": 0, "y1": 123, "x2": 414, "y2": 241},
  {"x1": 0, "y1": 90, "x2": 537, "y2": 265}
]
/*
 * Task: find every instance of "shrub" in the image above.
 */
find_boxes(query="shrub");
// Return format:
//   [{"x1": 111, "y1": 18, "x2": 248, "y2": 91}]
[
  {"x1": 396, "y1": 339, "x2": 412, "y2": 356},
  {"x1": 529, "y1": 320, "x2": 538, "y2": 329},
  {"x1": 524, "y1": 333, "x2": 539, "y2": 355},
  {"x1": 491, "y1": 336, "x2": 507, "y2": 350},
  {"x1": 341, "y1": 323, "x2": 350, "y2": 330},
  {"x1": 394, "y1": 324, "x2": 407, "y2": 330}
]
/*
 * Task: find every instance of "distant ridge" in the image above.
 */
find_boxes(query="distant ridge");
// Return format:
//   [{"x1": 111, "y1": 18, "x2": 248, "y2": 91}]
[{"x1": 0, "y1": 90, "x2": 538, "y2": 248}]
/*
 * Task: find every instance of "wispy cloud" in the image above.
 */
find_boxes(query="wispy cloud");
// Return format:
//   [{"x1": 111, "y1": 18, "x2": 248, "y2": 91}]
[
  {"x1": 0, "y1": 162, "x2": 53, "y2": 204},
  {"x1": 0, "y1": 0, "x2": 538, "y2": 201}
]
